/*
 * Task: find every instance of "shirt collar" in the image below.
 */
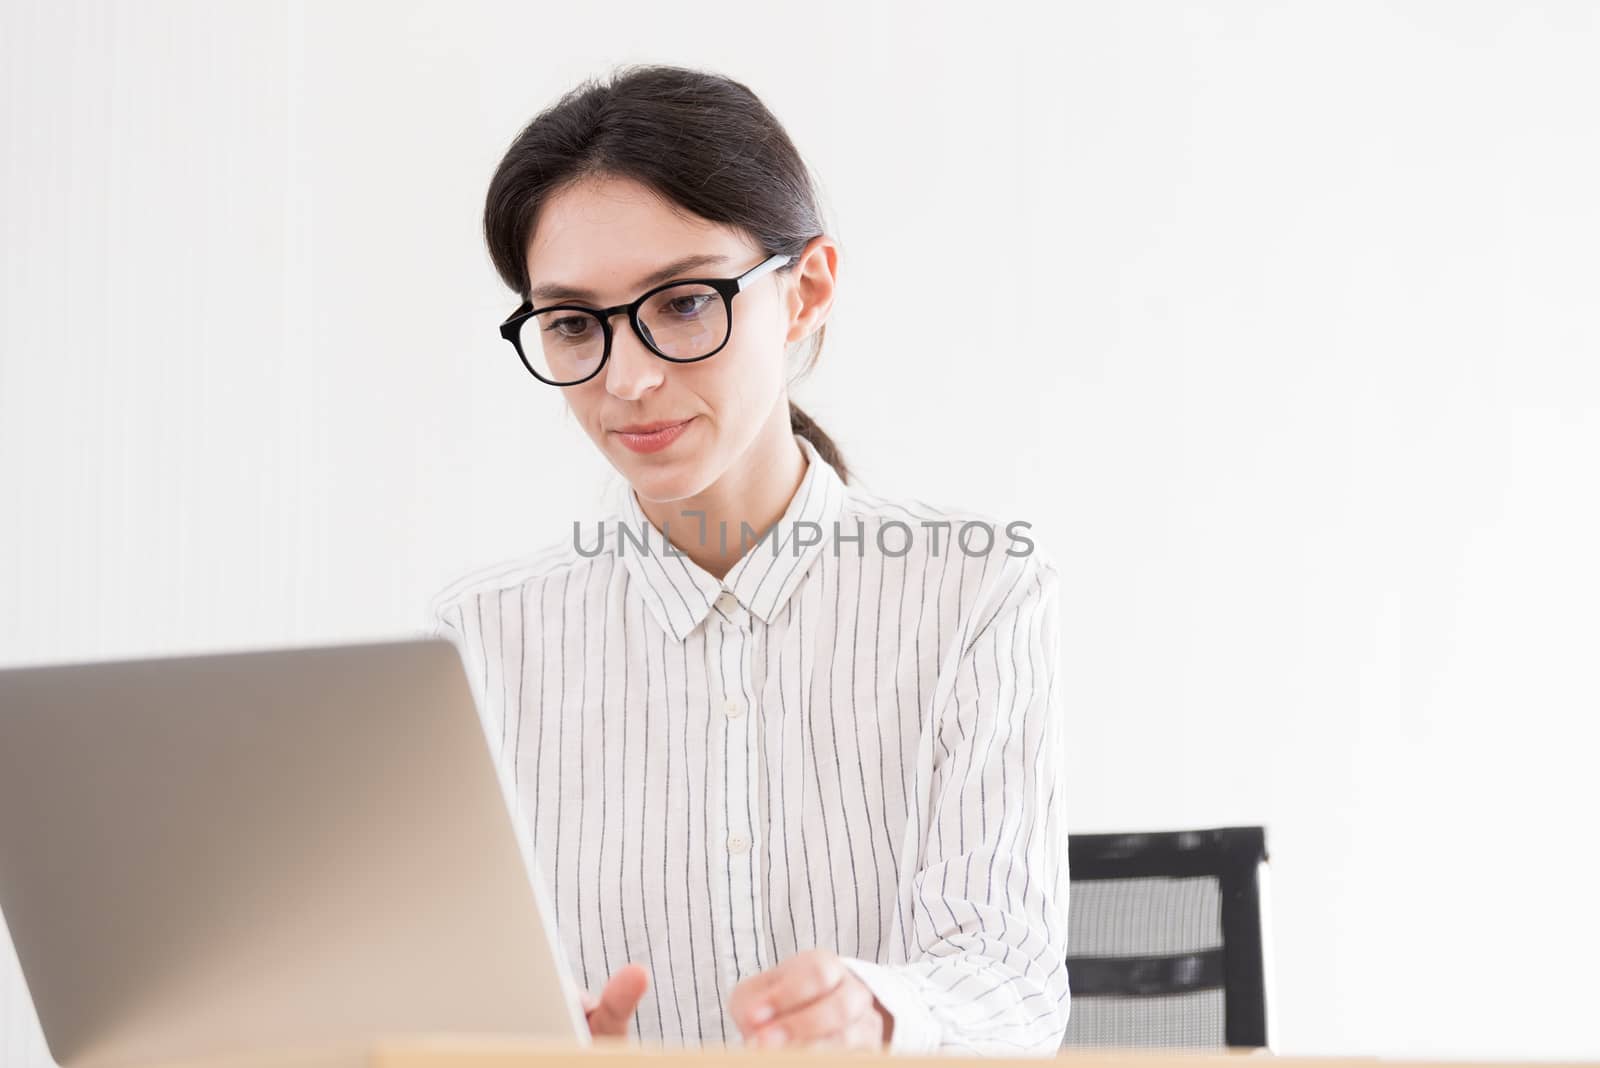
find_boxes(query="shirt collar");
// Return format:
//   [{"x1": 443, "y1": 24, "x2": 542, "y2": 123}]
[{"x1": 613, "y1": 433, "x2": 848, "y2": 642}]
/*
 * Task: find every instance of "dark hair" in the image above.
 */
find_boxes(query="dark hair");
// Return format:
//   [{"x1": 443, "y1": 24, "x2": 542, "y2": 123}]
[{"x1": 483, "y1": 63, "x2": 849, "y2": 484}]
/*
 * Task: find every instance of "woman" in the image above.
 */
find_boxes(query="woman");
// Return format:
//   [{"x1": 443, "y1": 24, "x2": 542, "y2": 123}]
[{"x1": 426, "y1": 64, "x2": 1070, "y2": 1054}]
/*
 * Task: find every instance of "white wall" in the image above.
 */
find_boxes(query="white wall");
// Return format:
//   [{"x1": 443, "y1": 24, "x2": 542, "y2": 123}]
[{"x1": 3, "y1": 1, "x2": 1597, "y2": 1062}]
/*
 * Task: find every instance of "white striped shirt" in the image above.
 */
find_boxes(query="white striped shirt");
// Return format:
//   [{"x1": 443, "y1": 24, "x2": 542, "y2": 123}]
[{"x1": 423, "y1": 433, "x2": 1071, "y2": 1054}]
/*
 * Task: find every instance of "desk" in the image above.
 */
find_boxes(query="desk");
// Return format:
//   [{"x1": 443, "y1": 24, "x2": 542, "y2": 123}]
[{"x1": 138, "y1": 1037, "x2": 1590, "y2": 1068}]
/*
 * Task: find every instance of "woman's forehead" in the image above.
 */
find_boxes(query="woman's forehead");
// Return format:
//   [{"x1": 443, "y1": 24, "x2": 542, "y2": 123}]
[{"x1": 525, "y1": 180, "x2": 753, "y2": 301}]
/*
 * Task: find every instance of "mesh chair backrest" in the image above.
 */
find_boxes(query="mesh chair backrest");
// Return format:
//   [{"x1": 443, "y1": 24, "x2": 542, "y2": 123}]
[{"x1": 1062, "y1": 826, "x2": 1269, "y2": 1050}]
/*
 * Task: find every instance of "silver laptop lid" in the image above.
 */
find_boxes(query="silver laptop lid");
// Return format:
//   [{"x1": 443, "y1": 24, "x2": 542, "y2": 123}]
[{"x1": 0, "y1": 636, "x2": 588, "y2": 1067}]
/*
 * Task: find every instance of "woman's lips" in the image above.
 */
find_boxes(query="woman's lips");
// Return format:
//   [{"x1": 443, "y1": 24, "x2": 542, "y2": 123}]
[{"x1": 614, "y1": 417, "x2": 694, "y2": 454}]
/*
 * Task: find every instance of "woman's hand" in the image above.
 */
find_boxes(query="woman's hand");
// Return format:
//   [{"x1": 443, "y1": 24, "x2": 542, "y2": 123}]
[
  {"x1": 727, "y1": 948, "x2": 893, "y2": 1049},
  {"x1": 578, "y1": 962, "x2": 650, "y2": 1037}
]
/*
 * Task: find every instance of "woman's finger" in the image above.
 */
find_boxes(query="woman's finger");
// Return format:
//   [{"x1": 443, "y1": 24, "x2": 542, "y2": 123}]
[
  {"x1": 587, "y1": 963, "x2": 650, "y2": 1036},
  {"x1": 763, "y1": 976, "x2": 873, "y2": 1046},
  {"x1": 751, "y1": 950, "x2": 846, "y2": 1023}
]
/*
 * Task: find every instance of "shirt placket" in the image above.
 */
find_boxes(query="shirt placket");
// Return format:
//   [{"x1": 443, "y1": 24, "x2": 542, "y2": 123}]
[{"x1": 713, "y1": 588, "x2": 766, "y2": 991}]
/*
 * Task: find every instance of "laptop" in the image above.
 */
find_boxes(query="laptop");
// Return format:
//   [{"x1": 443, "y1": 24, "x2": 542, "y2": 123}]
[{"x1": 0, "y1": 636, "x2": 590, "y2": 1067}]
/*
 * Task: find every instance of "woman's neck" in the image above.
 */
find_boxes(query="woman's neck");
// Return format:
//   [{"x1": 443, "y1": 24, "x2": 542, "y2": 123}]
[{"x1": 636, "y1": 406, "x2": 807, "y2": 582}]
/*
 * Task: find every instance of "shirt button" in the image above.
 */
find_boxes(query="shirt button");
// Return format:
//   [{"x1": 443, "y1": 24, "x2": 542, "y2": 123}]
[
  {"x1": 724, "y1": 698, "x2": 744, "y2": 718},
  {"x1": 715, "y1": 590, "x2": 737, "y2": 612},
  {"x1": 727, "y1": 833, "x2": 750, "y2": 855}
]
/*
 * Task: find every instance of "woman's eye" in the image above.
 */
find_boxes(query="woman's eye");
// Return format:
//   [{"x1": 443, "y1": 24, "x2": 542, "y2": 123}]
[
  {"x1": 545, "y1": 316, "x2": 592, "y2": 339},
  {"x1": 667, "y1": 295, "x2": 712, "y2": 317}
]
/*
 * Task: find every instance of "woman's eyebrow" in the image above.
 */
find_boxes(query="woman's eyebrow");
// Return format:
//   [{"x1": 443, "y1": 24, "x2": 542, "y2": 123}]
[{"x1": 530, "y1": 252, "x2": 732, "y2": 303}]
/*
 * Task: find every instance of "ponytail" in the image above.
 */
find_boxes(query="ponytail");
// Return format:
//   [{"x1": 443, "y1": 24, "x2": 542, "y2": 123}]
[{"x1": 789, "y1": 401, "x2": 849, "y2": 485}]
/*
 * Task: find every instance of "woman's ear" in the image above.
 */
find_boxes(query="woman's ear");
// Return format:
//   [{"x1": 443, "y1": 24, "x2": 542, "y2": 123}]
[{"x1": 784, "y1": 235, "x2": 838, "y2": 346}]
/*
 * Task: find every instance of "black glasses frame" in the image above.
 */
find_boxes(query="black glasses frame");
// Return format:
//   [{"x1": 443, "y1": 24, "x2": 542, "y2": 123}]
[{"x1": 499, "y1": 252, "x2": 795, "y2": 387}]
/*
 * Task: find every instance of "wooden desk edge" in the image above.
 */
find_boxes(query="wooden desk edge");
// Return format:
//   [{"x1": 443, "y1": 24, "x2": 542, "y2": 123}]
[{"x1": 134, "y1": 1036, "x2": 1600, "y2": 1068}]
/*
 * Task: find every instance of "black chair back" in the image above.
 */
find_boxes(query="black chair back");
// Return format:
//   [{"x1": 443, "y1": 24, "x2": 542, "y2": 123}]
[{"x1": 1062, "y1": 826, "x2": 1270, "y2": 1049}]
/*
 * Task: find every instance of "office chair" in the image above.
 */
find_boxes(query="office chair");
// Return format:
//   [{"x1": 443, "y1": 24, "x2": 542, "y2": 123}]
[{"x1": 1061, "y1": 825, "x2": 1272, "y2": 1050}]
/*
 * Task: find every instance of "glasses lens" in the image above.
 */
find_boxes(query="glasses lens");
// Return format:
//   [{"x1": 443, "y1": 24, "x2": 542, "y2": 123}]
[
  {"x1": 637, "y1": 283, "x2": 729, "y2": 360},
  {"x1": 522, "y1": 309, "x2": 605, "y2": 384}
]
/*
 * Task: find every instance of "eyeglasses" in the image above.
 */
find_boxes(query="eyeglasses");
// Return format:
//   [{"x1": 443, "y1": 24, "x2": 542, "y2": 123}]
[{"x1": 498, "y1": 252, "x2": 794, "y2": 386}]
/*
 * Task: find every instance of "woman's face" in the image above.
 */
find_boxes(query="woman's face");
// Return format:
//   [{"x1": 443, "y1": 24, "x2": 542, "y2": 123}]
[{"x1": 523, "y1": 174, "x2": 809, "y2": 503}]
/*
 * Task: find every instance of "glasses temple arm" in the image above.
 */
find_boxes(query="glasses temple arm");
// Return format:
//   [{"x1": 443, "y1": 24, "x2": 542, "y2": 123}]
[{"x1": 734, "y1": 252, "x2": 794, "y2": 292}]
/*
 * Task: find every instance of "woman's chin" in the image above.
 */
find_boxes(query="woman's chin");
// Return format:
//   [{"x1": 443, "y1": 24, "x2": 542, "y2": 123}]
[{"x1": 616, "y1": 452, "x2": 697, "y2": 500}]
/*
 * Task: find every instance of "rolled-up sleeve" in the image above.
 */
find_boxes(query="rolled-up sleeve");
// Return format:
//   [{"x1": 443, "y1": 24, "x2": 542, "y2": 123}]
[{"x1": 840, "y1": 553, "x2": 1071, "y2": 1055}]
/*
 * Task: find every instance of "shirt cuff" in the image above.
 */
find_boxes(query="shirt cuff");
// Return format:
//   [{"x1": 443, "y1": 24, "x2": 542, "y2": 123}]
[{"x1": 837, "y1": 956, "x2": 941, "y2": 1054}]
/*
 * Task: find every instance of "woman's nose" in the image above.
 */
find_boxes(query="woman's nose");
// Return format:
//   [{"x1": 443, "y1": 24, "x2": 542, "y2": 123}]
[{"x1": 603, "y1": 323, "x2": 665, "y2": 400}]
